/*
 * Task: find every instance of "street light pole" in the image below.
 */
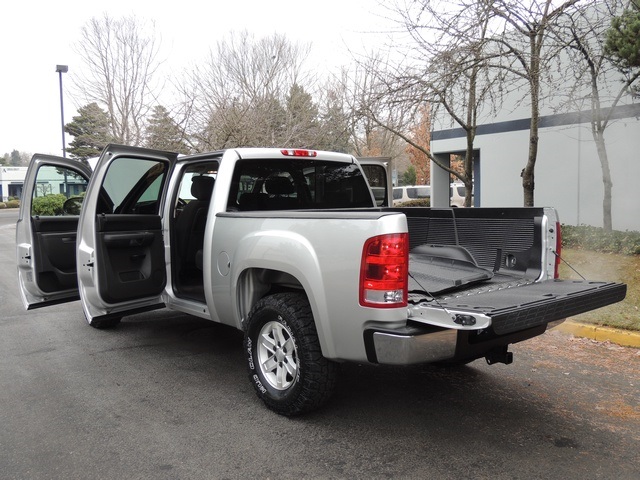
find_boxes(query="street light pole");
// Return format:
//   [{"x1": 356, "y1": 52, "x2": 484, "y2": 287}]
[{"x1": 55, "y1": 65, "x2": 68, "y2": 158}]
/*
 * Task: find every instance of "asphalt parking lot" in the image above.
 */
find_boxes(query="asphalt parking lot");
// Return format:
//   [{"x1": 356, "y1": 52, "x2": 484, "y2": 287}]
[{"x1": 1, "y1": 208, "x2": 639, "y2": 479}]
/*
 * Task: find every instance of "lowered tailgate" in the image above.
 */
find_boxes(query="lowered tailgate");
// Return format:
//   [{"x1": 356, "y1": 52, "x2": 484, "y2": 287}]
[{"x1": 408, "y1": 279, "x2": 627, "y2": 335}]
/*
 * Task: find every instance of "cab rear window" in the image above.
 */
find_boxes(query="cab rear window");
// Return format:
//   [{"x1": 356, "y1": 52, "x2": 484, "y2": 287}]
[{"x1": 228, "y1": 159, "x2": 374, "y2": 211}]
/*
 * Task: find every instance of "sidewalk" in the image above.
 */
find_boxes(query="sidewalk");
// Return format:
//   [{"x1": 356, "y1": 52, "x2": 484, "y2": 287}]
[{"x1": 554, "y1": 320, "x2": 640, "y2": 348}]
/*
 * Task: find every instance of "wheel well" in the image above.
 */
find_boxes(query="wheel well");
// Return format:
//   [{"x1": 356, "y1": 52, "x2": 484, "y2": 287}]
[{"x1": 237, "y1": 268, "x2": 305, "y2": 328}]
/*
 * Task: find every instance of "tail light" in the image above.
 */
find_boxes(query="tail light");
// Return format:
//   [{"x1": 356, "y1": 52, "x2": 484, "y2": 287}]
[
  {"x1": 360, "y1": 233, "x2": 408, "y2": 308},
  {"x1": 554, "y1": 221, "x2": 562, "y2": 279}
]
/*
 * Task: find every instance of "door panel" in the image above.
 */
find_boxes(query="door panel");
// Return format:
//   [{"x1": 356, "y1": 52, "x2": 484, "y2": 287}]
[
  {"x1": 31, "y1": 216, "x2": 80, "y2": 293},
  {"x1": 16, "y1": 155, "x2": 92, "y2": 309},
  {"x1": 75, "y1": 145, "x2": 178, "y2": 322},
  {"x1": 95, "y1": 214, "x2": 165, "y2": 303}
]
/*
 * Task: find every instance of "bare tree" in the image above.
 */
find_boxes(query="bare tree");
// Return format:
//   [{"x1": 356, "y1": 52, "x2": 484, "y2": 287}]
[
  {"x1": 339, "y1": 58, "x2": 410, "y2": 161},
  {"x1": 553, "y1": 0, "x2": 640, "y2": 231},
  {"x1": 419, "y1": 1, "x2": 503, "y2": 206},
  {"x1": 73, "y1": 14, "x2": 162, "y2": 146},
  {"x1": 482, "y1": 0, "x2": 580, "y2": 206},
  {"x1": 354, "y1": 0, "x2": 504, "y2": 206},
  {"x1": 178, "y1": 31, "x2": 320, "y2": 150}
]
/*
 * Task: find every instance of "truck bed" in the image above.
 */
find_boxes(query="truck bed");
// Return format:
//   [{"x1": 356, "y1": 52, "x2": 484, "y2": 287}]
[{"x1": 401, "y1": 207, "x2": 627, "y2": 335}]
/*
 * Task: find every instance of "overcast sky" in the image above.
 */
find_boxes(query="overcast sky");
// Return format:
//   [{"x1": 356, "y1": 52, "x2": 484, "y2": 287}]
[{"x1": 0, "y1": 0, "x2": 395, "y2": 157}]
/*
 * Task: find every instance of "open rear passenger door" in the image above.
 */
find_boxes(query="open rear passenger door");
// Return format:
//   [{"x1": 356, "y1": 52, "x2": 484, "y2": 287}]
[
  {"x1": 16, "y1": 155, "x2": 92, "y2": 309},
  {"x1": 75, "y1": 145, "x2": 178, "y2": 326},
  {"x1": 358, "y1": 157, "x2": 393, "y2": 207}
]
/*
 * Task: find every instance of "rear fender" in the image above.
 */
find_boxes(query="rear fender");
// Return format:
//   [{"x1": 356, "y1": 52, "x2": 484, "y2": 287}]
[{"x1": 231, "y1": 230, "x2": 336, "y2": 358}]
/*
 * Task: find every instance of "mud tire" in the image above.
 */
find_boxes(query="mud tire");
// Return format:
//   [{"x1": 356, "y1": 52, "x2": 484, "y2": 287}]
[{"x1": 244, "y1": 293, "x2": 338, "y2": 416}]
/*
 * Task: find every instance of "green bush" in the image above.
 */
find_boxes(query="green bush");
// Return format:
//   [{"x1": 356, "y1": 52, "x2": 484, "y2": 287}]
[
  {"x1": 396, "y1": 198, "x2": 431, "y2": 207},
  {"x1": 0, "y1": 202, "x2": 6, "y2": 209},
  {"x1": 562, "y1": 224, "x2": 640, "y2": 256},
  {"x1": 31, "y1": 194, "x2": 67, "y2": 216},
  {"x1": 6, "y1": 199, "x2": 20, "y2": 209}
]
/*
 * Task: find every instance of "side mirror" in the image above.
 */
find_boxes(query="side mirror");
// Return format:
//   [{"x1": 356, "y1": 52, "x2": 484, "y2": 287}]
[{"x1": 62, "y1": 196, "x2": 84, "y2": 215}]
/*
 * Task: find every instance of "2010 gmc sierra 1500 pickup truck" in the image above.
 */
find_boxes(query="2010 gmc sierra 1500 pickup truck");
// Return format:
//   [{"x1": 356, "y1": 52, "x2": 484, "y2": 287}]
[{"x1": 16, "y1": 144, "x2": 626, "y2": 415}]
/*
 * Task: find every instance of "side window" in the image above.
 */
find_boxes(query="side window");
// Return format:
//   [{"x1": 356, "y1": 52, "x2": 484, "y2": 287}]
[
  {"x1": 361, "y1": 164, "x2": 388, "y2": 207},
  {"x1": 173, "y1": 161, "x2": 218, "y2": 218},
  {"x1": 100, "y1": 158, "x2": 167, "y2": 214},
  {"x1": 31, "y1": 165, "x2": 88, "y2": 216}
]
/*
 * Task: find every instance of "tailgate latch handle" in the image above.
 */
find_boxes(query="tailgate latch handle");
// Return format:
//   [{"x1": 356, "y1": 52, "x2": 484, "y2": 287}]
[{"x1": 453, "y1": 314, "x2": 476, "y2": 326}]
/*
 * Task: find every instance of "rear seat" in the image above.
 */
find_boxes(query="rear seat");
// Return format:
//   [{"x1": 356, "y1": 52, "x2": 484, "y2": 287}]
[
  {"x1": 264, "y1": 177, "x2": 298, "y2": 209},
  {"x1": 238, "y1": 177, "x2": 299, "y2": 210}
]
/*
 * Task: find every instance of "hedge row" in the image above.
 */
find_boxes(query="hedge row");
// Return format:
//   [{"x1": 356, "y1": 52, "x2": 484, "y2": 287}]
[
  {"x1": 0, "y1": 200, "x2": 20, "y2": 209},
  {"x1": 561, "y1": 224, "x2": 640, "y2": 256},
  {"x1": 395, "y1": 199, "x2": 431, "y2": 207}
]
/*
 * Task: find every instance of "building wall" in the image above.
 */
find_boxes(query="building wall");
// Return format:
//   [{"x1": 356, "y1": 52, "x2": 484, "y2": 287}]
[
  {"x1": 432, "y1": 112, "x2": 640, "y2": 231},
  {"x1": 432, "y1": 106, "x2": 640, "y2": 231},
  {"x1": 0, "y1": 166, "x2": 28, "y2": 201}
]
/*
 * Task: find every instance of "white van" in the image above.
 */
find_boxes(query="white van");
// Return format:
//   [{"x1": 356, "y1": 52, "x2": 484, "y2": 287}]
[
  {"x1": 392, "y1": 185, "x2": 431, "y2": 206},
  {"x1": 451, "y1": 182, "x2": 473, "y2": 207}
]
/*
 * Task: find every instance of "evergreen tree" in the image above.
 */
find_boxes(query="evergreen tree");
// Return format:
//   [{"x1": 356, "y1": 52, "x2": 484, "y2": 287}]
[
  {"x1": 285, "y1": 84, "x2": 319, "y2": 147},
  {"x1": 10, "y1": 150, "x2": 22, "y2": 166},
  {"x1": 318, "y1": 91, "x2": 351, "y2": 153},
  {"x1": 144, "y1": 105, "x2": 189, "y2": 153},
  {"x1": 65, "y1": 103, "x2": 113, "y2": 161},
  {"x1": 401, "y1": 165, "x2": 417, "y2": 186},
  {"x1": 605, "y1": 0, "x2": 640, "y2": 96},
  {"x1": 605, "y1": 0, "x2": 640, "y2": 71}
]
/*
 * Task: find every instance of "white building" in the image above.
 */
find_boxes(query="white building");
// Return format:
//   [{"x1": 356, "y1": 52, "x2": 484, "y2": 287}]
[
  {"x1": 0, "y1": 166, "x2": 27, "y2": 201},
  {"x1": 429, "y1": 6, "x2": 640, "y2": 232},
  {"x1": 430, "y1": 104, "x2": 640, "y2": 231},
  {"x1": 1, "y1": 164, "x2": 88, "y2": 202}
]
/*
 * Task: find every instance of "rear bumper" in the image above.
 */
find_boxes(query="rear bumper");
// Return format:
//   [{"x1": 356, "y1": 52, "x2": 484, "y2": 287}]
[
  {"x1": 364, "y1": 322, "x2": 549, "y2": 365},
  {"x1": 367, "y1": 326, "x2": 457, "y2": 365}
]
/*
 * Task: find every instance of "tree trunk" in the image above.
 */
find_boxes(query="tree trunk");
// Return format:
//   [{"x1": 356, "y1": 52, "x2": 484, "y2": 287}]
[
  {"x1": 523, "y1": 35, "x2": 541, "y2": 208},
  {"x1": 522, "y1": 128, "x2": 537, "y2": 208},
  {"x1": 593, "y1": 129, "x2": 613, "y2": 232},
  {"x1": 464, "y1": 67, "x2": 477, "y2": 208},
  {"x1": 464, "y1": 133, "x2": 475, "y2": 207}
]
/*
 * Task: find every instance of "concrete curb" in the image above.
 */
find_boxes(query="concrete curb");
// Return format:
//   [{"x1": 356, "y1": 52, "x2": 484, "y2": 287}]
[{"x1": 554, "y1": 320, "x2": 640, "y2": 348}]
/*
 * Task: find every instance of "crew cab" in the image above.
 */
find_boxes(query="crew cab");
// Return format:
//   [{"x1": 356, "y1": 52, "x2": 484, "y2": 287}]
[{"x1": 16, "y1": 145, "x2": 626, "y2": 415}]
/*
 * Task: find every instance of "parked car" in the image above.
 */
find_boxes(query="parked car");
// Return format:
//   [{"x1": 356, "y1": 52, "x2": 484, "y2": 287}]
[
  {"x1": 393, "y1": 185, "x2": 431, "y2": 206},
  {"x1": 451, "y1": 182, "x2": 473, "y2": 207}
]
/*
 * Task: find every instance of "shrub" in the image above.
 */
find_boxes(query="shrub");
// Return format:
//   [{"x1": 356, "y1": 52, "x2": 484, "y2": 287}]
[
  {"x1": 561, "y1": 224, "x2": 640, "y2": 256},
  {"x1": 0, "y1": 202, "x2": 6, "y2": 209},
  {"x1": 6, "y1": 199, "x2": 20, "y2": 208},
  {"x1": 396, "y1": 198, "x2": 431, "y2": 207},
  {"x1": 31, "y1": 194, "x2": 67, "y2": 216}
]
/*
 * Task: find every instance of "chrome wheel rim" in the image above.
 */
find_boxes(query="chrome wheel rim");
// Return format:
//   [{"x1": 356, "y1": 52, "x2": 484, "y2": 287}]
[{"x1": 257, "y1": 318, "x2": 299, "y2": 391}]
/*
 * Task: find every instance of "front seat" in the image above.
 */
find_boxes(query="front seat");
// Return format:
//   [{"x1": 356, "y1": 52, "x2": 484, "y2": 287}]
[{"x1": 176, "y1": 175, "x2": 215, "y2": 274}]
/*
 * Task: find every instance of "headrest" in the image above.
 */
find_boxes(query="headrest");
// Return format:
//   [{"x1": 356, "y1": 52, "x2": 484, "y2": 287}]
[
  {"x1": 265, "y1": 176, "x2": 295, "y2": 195},
  {"x1": 191, "y1": 176, "x2": 215, "y2": 201}
]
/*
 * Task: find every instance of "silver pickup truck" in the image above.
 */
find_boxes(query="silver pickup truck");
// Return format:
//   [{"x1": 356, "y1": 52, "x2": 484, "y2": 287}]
[{"x1": 16, "y1": 145, "x2": 626, "y2": 415}]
